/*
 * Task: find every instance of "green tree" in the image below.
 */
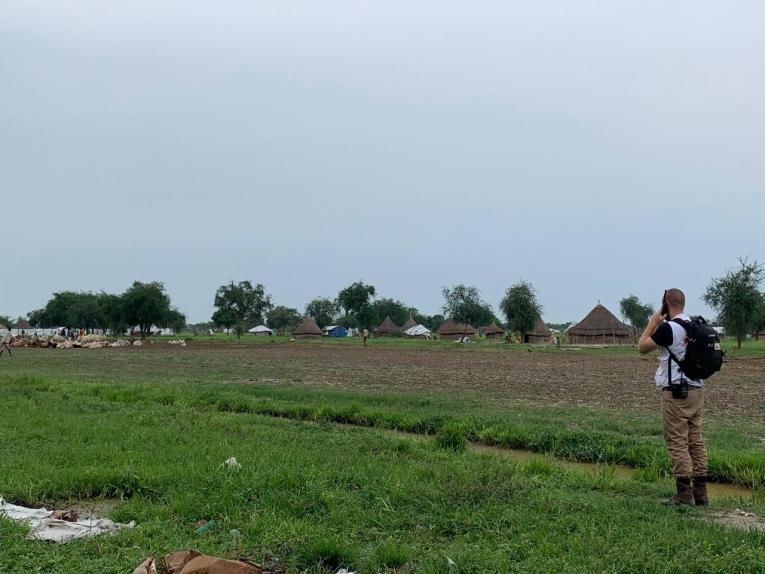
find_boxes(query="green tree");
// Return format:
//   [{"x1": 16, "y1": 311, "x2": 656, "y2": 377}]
[
  {"x1": 0, "y1": 315, "x2": 12, "y2": 330},
  {"x1": 337, "y1": 281, "x2": 377, "y2": 328},
  {"x1": 500, "y1": 281, "x2": 542, "y2": 339},
  {"x1": 442, "y1": 284, "x2": 495, "y2": 333},
  {"x1": 753, "y1": 297, "x2": 765, "y2": 340},
  {"x1": 619, "y1": 295, "x2": 654, "y2": 330},
  {"x1": 161, "y1": 308, "x2": 187, "y2": 333},
  {"x1": 267, "y1": 306, "x2": 302, "y2": 333},
  {"x1": 122, "y1": 281, "x2": 177, "y2": 339},
  {"x1": 304, "y1": 297, "x2": 339, "y2": 329},
  {"x1": 68, "y1": 293, "x2": 105, "y2": 330},
  {"x1": 98, "y1": 293, "x2": 128, "y2": 335},
  {"x1": 30, "y1": 291, "x2": 106, "y2": 330},
  {"x1": 703, "y1": 258, "x2": 764, "y2": 349},
  {"x1": 211, "y1": 280, "x2": 272, "y2": 339},
  {"x1": 31, "y1": 291, "x2": 79, "y2": 327}
]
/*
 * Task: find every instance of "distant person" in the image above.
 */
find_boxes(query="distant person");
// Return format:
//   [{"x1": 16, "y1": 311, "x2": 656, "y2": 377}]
[
  {"x1": 362, "y1": 328, "x2": 369, "y2": 347},
  {"x1": 638, "y1": 288, "x2": 708, "y2": 507}
]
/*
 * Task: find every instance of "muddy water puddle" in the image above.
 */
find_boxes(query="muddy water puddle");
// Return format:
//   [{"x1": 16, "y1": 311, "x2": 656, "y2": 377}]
[
  {"x1": 387, "y1": 430, "x2": 753, "y2": 500},
  {"x1": 468, "y1": 443, "x2": 753, "y2": 500}
]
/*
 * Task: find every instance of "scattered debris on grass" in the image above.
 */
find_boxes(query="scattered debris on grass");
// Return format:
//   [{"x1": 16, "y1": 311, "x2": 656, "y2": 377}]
[
  {"x1": 132, "y1": 557, "x2": 158, "y2": 574},
  {"x1": 132, "y1": 550, "x2": 262, "y2": 574},
  {"x1": 704, "y1": 508, "x2": 765, "y2": 533},
  {"x1": 0, "y1": 497, "x2": 134, "y2": 543},
  {"x1": 221, "y1": 457, "x2": 242, "y2": 470},
  {"x1": 165, "y1": 550, "x2": 202, "y2": 573},
  {"x1": 193, "y1": 519, "x2": 218, "y2": 536}
]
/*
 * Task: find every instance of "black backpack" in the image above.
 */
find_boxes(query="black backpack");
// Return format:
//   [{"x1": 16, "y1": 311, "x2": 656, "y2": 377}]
[{"x1": 667, "y1": 316, "x2": 725, "y2": 381}]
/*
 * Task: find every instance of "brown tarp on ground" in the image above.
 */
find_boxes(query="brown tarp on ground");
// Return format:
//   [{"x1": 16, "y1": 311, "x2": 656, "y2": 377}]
[
  {"x1": 135, "y1": 551, "x2": 262, "y2": 574},
  {"x1": 179, "y1": 555, "x2": 262, "y2": 574}
]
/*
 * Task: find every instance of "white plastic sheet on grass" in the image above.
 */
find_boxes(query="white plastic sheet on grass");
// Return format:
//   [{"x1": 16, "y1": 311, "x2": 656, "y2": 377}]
[{"x1": 0, "y1": 497, "x2": 134, "y2": 543}]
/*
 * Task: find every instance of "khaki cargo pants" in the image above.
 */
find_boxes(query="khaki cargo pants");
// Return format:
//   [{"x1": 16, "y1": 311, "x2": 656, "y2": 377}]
[{"x1": 661, "y1": 387, "x2": 708, "y2": 478}]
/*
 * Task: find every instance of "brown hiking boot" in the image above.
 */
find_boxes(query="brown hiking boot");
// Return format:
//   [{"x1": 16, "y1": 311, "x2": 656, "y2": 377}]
[
  {"x1": 662, "y1": 477, "x2": 695, "y2": 506},
  {"x1": 692, "y1": 476, "x2": 710, "y2": 507}
]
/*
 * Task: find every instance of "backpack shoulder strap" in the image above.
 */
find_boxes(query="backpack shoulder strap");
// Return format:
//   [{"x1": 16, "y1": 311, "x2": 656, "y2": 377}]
[{"x1": 663, "y1": 319, "x2": 686, "y2": 386}]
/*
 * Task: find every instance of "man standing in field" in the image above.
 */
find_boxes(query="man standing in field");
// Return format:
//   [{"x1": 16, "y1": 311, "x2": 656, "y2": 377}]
[{"x1": 638, "y1": 288, "x2": 709, "y2": 507}]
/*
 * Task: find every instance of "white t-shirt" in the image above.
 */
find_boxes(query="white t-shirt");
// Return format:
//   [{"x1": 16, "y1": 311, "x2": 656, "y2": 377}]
[{"x1": 651, "y1": 313, "x2": 704, "y2": 388}]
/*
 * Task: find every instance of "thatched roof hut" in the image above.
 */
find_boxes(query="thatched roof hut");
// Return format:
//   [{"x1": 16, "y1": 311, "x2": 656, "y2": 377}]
[
  {"x1": 293, "y1": 316, "x2": 323, "y2": 338},
  {"x1": 437, "y1": 319, "x2": 477, "y2": 341},
  {"x1": 401, "y1": 316, "x2": 417, "y2": 332},
  {"x1": 374, "y1": 316, "x2": 400, "y2": 336},
  {"x1": 566, "y1": 304, "x2": 633, "y2": 344},
  {"x1": 524, "y1": 316, "x2": 553, "y2": 344},
  {"x1": 14, "y1": 319, "x2": 31, "y2": 330},
  {"x1": 484, "y1": 322, "x2": 505, "y2": 339}
]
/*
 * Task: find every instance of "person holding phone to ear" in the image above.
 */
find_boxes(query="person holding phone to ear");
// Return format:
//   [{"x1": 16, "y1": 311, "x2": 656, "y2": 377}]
[{"x1": 638, "y1": 288, "x2": 708, "y2": 507}]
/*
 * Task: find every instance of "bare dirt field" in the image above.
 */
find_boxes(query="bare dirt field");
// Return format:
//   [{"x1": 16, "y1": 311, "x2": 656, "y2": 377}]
[{"x1": 8, "y1": 342, "x2": 765, "y2": 423}]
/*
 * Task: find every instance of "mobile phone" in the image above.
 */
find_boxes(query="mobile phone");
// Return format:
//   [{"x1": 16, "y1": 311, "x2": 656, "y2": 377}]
[{"x1": 661, "y1": 290, "x2": 668, "y2": 317}]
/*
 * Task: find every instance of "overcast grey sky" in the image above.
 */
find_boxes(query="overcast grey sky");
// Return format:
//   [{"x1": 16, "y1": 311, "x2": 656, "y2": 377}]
[{"x1": 2, "y1": 1, "x2": 763, "y2": 323}]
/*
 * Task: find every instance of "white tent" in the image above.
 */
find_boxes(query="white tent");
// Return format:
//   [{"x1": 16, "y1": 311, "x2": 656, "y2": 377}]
[
  {"x1": 248, "y1": 325, "x2": 273, "y2": 335},
  {"x1": 404, "y1": 324, "x2": 432, "y2": 339}
]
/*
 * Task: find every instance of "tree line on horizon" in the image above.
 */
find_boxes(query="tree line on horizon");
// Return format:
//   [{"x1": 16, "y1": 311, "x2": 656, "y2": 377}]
[{"x1": 3, "y1": 258, "x2": 764, "y2": 347}]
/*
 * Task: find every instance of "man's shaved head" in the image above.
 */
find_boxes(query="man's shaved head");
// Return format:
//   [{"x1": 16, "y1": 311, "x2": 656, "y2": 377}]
[{"x1": 665, "y1": 288, "x2": 685, "y2": 310}]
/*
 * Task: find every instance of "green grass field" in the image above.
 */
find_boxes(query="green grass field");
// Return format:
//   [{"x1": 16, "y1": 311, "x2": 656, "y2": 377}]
[{"x1": 1, "y1": 340, "x2": 763, "y2": 573}]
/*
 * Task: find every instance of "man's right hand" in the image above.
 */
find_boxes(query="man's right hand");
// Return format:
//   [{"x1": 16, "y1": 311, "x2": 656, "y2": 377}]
[
  {"x1": 638, "y1": 310, "x2": 665, "y2": 354},
  {"x1": 648, "y1": 309, "x2": 666, "y2": 328}
]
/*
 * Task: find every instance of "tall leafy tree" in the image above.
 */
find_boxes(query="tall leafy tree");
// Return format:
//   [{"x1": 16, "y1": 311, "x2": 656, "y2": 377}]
[
  {"x1": 753, "y1": 297, "x2": 765, "y2": 340},
  {"x1": 442, "y1": 284, "x2": 495, "y2": 331},
  {"x1": 161, "y1": 308, "x2": 187, "y2": 333},
  {"x1": 500, "y1": 281, "x2": 542, "y2": 339},
  {"x1": 304, "y1": 297, "x2": 339, "y2": 329},
  {"x1": 0, "y1": 315, "x2": 12, "y2": 330},
  {"x1": 211, "y1": 280, "x2": 272, "y2": 339},
  {"x1": 98, "y1": 292, "x2": 128, "y2": 335},
  {"x1": 337, "y1": 281, "x2": 376, "y2": 328},
  {"x1": 267, "y1": 306, "x2": 302, "y2": 332},
  {"x1": 704, "y1": 258, "x2": 764, "y2": 349},
  {"x1": 68, "y1": 293, "x2": 105, "y2": 330},
  {"x1": 30, "y1": 291, "x2": 105, "y2": 330},
  {"x1": 122, "y1": 281, "x2": 176, "y2": 339},
  {"x1": 32, "y1": 291, "x2": 79, "y2": 327},
  {"x1": 619, "y1": 295, "x2": 654, "y2": 330}
]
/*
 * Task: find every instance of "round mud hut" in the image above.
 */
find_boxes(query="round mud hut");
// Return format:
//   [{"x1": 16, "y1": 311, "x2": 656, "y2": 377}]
[
  {"x1": 293, "y1": 316, "x2": 323, "y2": 339},
  {"x1": 484, "y1": 322, "x2": 505, "y2": 339},
  {"x1": 524, "y1": 316, "x2": 554, "y2": 344},
  {"x1": 400, "y1": 316, "x2": 418, "y2": 333},
  {"x1": 374, "y1": 316, "x2": 401, "y2": 337},
  {"x1": 437, "y1": 319, "x2": 477, "y2": 341},
  {"x1": 566, "y1": 304, "x2": 634, "y2": 345}
]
